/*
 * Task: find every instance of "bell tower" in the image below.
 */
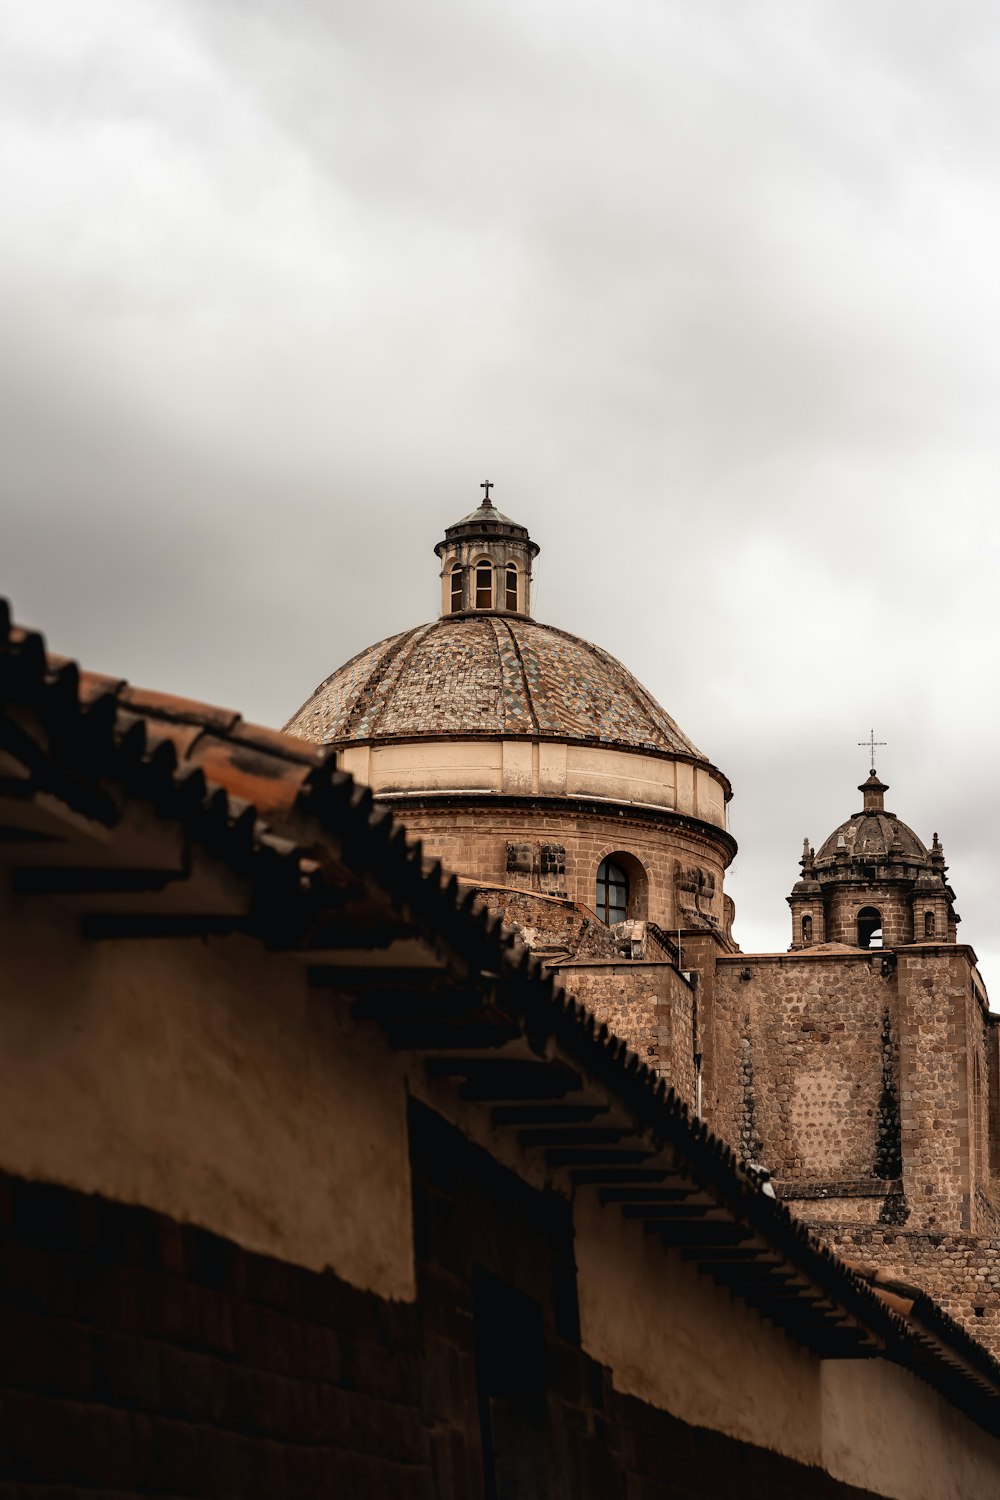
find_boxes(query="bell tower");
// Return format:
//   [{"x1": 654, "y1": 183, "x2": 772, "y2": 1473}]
[{"x1": 788, "y1": 768, "x2": 958, "y2": 950}]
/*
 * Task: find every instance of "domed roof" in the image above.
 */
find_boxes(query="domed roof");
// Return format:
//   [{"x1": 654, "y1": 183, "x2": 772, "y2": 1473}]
[
  {"x1": 814, "y1": 811, "x2": 929, "y2": 867},
  {"x1": 284, "y1": 614, "x2": 712, "y2": 764},
  {"x1": 813, "y1": 771, "x2": 929, "y2": 868}
]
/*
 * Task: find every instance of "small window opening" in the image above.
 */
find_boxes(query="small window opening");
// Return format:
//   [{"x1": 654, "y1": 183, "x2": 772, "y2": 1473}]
[
  {"x1": 924, "y1": 910, "x2": 935, "y2": 938},
  {"x1": 476, "y1": 562, "x2": 494, "y2": 609},
  {"x1": 801, "y1": 914, "x2": 813, "y2": 943},
  {"x1": 450, "y1": 565, "x2": 463, "y2": 614},
  {"x1": 857, "y1": 906, "x2": 883, "y2": 949},
  {"x1": 505, "y1": 563, "x2": 518, "y2": 611},
  {"x1": 596, "y1": 858, "x2": 629, "y2": 925}
]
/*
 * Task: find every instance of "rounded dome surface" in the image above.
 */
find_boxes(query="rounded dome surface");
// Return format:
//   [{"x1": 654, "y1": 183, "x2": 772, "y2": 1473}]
[
  {"x1": 285, "y1": 614, "x2": 710, "y2": 763},
  {"x1": 815, "y1": 812, "x2": 928, "y2": 867}
]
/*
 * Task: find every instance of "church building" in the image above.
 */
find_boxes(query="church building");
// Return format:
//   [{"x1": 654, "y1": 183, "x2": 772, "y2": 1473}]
[
  {"x1": 3, "y1": 490, "x2": 1000, "y2": 1499},
  {"x1": 288, "y1": 488, "x2": 1000, "y2": 1354}
]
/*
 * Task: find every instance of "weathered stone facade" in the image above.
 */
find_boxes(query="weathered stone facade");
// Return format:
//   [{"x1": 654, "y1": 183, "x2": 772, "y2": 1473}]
[
  {"x1": 404, "y1": 800, "x2": 733, "y2": 935},
  {"x1": 282, "y1": 493, "x2": 1000, "y2": 1365}
]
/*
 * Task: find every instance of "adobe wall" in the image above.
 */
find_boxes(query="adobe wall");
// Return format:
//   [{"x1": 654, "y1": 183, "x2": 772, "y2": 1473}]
[
  {"x1": 0, "y1": 884, "x2": 415, "y2": 1299},
  {"x1": 13, "y1": 1137, "x2": 1000, "y2": 1500},
  {"x1": 574, "y1": 1184, "x2": 1000, "y2": 1500},
  {"x1": 384, "y1": 797, "x2": 731, "y2": 933},
  {"x1": 710, "y1": 953, "x2": 897, "y2": 1203}
]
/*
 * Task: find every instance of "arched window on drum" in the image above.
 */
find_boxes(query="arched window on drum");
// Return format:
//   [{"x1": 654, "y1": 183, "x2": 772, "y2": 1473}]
[
  {"x1": 449, "y1": 564, "x2": 464, "y2": 614},
  {"x1": 475, "y1": 560, "x2": 494, "y2": 610},
  {"x1": 505, "y1": 563, "x2": 519, "y2": 611},
  {"x1": 596, "y1": 858, "x2": 629, "y2": 926}
]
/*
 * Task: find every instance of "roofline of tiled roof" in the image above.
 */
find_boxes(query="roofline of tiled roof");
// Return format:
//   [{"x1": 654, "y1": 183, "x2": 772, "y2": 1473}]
[{"x1": 3, "y1": 595, "x2": 1000, "y2": 1433}]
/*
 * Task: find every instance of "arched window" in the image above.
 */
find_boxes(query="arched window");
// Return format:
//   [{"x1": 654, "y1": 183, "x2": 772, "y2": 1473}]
[
  {"x1": 857, "y1": 906, "x2": 883, "y2": 949},
  {"x1": 924, "y1": 910, "x2": 935, "y2": 938},
  {"x1": 505, "y1": 563, "x2": 518, "y2": 611},
  {"x1": 475, "y1": 561, "x2": 494, "y2": 609},
  {"x1": 596, "y1": 858, "x2": 629, "y2": 925},
  {"x1": 801, "y1": 914, "x2": 813, "y2": 944},
  {"x1": 450, "y1": 565, "x2": 464, "y2": 614}
]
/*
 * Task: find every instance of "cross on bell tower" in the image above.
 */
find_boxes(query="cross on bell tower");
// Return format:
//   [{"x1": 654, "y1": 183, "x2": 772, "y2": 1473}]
[{"x1": 858, "y1": 728, "x2": 887, "y2": 772}]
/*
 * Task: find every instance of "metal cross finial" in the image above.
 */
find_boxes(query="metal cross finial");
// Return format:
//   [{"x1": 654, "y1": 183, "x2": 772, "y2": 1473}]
[
  {"x1": 858, "y1": 728, "x2": 887, "y2": 770},
  {"x1": 480, "y1": 480, "x2": 493, "y2": 506}
]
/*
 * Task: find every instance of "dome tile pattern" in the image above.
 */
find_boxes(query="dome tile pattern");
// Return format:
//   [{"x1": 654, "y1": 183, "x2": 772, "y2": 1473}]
[
  {"x1": 815, "y1": 812, "x2": 928, "y2": 866},
  {"x1": 285, "y1": 615, "x2": 707, "y2": 761}
]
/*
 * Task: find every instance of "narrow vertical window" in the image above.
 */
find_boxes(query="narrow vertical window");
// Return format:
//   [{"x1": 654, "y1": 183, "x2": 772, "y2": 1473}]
[
  {"x1": 802, "y1": 914, "x2": 813, "y2": 943},
  {"x1": 505, "y1": 563, "x2": 518, "y2": 611},
  {"x1": 476, "y1": 562, "x2": 494, "y2": 609},
  {"x1": 450, "y1": 565, "x2": 463, "y2": 613},
  {"x1": 925, "y1": 910, "x2": 935, "y2": 938}
]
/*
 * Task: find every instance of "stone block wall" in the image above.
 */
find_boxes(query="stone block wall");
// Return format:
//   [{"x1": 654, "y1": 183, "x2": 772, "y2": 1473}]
[
  {"x1": 550, "y1": 961, "x2": 699, "y2": 1109},
  {"x1": 394, "y1": 799, "x2": 730, "y2": 932},
  {"x1": 710, "y1": 953, "x2": 898, "y2": 1196},
  {"x1": 823, "y1": 1224, "x2": 1000, "y2": 1359},
  {"x1": 894, "y1": 947, "x2": 990, "y2": 1232},
  {"x1": 824, "y1": 885, "x2": 914, "y2": 948},
  {"x1": 472, "y1": 887, "x2": 619, "y2": 959},
  {"x1": 706, "y1": 946, "x2": 996, "y2": 1238}
]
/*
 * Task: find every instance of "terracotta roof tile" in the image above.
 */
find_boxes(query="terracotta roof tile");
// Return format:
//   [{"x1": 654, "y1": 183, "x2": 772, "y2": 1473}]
[
  {"x1": 77, "y1": 669, "x2": 128, "y2": 705},
  {"x1": 119, "y1": 684, "x2": 241, "y2": 734},
  {"x1": 187, "y1": 737, "x2": 313, "y2": 816}
]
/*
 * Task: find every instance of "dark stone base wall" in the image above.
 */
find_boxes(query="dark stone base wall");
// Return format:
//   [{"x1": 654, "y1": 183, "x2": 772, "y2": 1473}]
[{"x1": 0, "y1": 1137, "x2": 882, "y2": 1500}]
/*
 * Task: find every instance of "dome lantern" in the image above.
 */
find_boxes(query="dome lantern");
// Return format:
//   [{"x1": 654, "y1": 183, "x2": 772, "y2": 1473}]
[
  {"x1": 860, "y1": 768, "x2": 889, "y2": 814},
  {"x1": 433, "y1": 483, "x2": 540, "y2": 619}
]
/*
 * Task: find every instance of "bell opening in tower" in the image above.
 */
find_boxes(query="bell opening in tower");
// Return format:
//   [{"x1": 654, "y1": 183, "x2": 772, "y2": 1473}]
[{"x1": 857, "y1": 906, "x2": 883, "y2": 949}]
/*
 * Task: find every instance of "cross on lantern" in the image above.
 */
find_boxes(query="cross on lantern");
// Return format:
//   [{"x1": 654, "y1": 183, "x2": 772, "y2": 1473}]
[
  {"x1": 480, "y1": 480, "x2": 493, "y2": 504},
  {"x1": 858, "y1": 728, "x2": 887, "y2": 770}
]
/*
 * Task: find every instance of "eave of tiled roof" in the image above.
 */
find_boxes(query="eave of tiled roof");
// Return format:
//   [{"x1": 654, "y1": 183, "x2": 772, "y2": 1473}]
[{"x1": 2, "y1": 596, "x2": 1000, "y2": 1435}]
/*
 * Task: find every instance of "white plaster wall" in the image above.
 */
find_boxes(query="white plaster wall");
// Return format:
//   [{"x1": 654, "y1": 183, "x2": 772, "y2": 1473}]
[{"x1": 0, "y1": 887, "x2": 415, "y2": 1301}]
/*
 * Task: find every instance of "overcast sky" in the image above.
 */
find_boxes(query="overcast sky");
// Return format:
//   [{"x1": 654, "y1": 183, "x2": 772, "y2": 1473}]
[{"x1": 3, "y1": 0, "x2": 1000, "y2": 991}]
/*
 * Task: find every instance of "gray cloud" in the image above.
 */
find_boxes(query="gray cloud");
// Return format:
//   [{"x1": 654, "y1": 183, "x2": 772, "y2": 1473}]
[{"x1": 2, "y1": 0, "x2": 999, "y2": 988}]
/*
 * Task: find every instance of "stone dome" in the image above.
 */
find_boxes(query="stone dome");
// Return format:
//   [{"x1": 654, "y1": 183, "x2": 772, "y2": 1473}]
[
  {"x1": 815, "y1": 811, "x2": 929, "y2": 868},
  {"x1": 285, "y1": 614, "x2": 715, "y2": 768}
]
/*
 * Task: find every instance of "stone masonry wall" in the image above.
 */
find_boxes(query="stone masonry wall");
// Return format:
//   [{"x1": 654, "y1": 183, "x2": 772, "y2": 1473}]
[
  {"x1": 894, "y1": 947, "x2": 988, "y2": 1232},
  {"x1": 710, "y1": 954, "x2": 897, "y2": 1199},
  {"x1": 822, "y1": 1225, "x2": 1000, "y2": 1360},
  {"x1": 472, "y1": 887, "x2": 619, "y2": 958},
  {"x1": 550, "y1": 962, "x2": 699, "y2": 1110},
  {"x1": 824, "y1": 885, "x2": 915, "y2": 948},
  {"x1": 388, "y1": 800, "x2": 730, "y2": 933}
]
